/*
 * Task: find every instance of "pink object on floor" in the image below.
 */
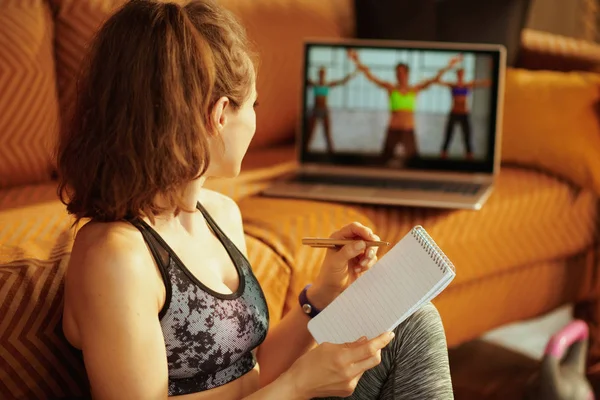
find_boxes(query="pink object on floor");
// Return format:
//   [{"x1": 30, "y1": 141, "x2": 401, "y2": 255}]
[{"x1": 544, "y1": 320, "x2": 589, "y2": 359}]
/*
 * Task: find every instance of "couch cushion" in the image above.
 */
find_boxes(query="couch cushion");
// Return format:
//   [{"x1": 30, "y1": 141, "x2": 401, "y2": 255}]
[
  {"x1": 502, "y1": 68, "x2": 600, "y2": 196},
  {"x1": 51, "y1": 0, "x2": 355, "y2": 153},
  {"x1": 0, "y1": 0, "x2": 60, "y2": 188},
  {"x1": 0, "y1": 182, "x2": 62, "y2": 211},
  {"x1": 0, "y1": 254, "x2": 90, "y2": 399},
  {"x1": 356, "y1": 166, "x2": 598, "y2": 289},
  {"x1": 0, "y1": 196, "x2": 75, "y2": 264},
  {"x1": 245, "y1": 235, "x2": 291, "y2": 325}
]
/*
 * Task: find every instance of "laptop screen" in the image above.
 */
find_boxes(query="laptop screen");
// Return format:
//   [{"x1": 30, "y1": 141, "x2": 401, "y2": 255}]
[{"x1": 299, "y1": 40, "x2": 505, "y2": 174}]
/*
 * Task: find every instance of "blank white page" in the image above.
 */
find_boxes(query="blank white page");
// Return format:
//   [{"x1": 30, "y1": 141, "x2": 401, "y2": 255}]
[{"x1": 307, "y1": 226, "x2": 455, "y2": 345}]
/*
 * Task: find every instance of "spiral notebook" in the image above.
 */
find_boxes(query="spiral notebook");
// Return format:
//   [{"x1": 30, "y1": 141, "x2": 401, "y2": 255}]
[{"x1": 307, "y1": 225, "x2": 456, "y2": 344}]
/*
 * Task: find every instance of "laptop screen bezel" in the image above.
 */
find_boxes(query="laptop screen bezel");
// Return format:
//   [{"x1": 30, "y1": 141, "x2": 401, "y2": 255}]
[{"x1": 297, "y1": 38, "x2": 506, "y2": 175}]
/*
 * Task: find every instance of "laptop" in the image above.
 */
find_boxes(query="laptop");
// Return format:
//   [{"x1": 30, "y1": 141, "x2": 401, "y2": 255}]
[{"x1": 261, "y1": 38, "x2": 506, "y2": 210}]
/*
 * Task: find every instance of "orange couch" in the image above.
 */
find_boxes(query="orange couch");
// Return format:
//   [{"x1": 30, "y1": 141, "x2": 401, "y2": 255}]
[{"x1": 2, "y1": 1, "x2": 600, "y2": 399}]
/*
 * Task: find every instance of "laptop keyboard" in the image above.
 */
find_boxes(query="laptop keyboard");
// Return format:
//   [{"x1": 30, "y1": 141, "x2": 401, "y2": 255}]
[{"x1": 292, "y1": 174, "x2": 483, "y2": 196}]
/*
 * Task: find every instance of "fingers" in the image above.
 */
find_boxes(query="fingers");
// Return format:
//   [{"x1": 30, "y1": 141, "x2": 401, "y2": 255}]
[
  {"x1": 350, "y1": 349, "x2": 383, "y2": 376},
  {"x1": 354, "y1": 253, "x2": 378, "y2": 275},
  {"x1": 346, "y1": 331, "x2": 395, "y2": 365},
  {"x1": 330, "y1": 221, "x2": 377, "y2": 241},
  {"x1": 344, "y1": 336, "x2": 368, "y2": 348},
  {"x1": 339, "y1": 240, "x2": 367, "y2": 262},
  {"x1": 355, "y1": 233, "x2": 380, "y2": 272}
]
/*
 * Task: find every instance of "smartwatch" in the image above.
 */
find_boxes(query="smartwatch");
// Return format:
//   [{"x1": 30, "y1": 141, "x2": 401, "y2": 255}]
[{"x1": 298, "y1": 284, "x2": 321, "y2": 318}]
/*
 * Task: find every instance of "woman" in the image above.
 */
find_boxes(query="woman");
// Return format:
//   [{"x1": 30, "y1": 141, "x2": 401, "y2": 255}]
[
  {"x1": 57, "y1": 1, "x2": 454, "y2": 399},
  {"x1": 437, "y1": 67, "x2": 491, "y2": 160},
  {"x1": 348, "y1": 50, "x2": 461, "y2": 165},
  {"x1": 304, "y1": 67, "x2": 358, "y2": 155}
]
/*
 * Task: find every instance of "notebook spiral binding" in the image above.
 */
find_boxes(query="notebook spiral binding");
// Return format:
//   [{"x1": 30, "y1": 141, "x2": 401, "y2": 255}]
[{"x1": 411, "y1": 226, "x2": 456, "y2": 275}]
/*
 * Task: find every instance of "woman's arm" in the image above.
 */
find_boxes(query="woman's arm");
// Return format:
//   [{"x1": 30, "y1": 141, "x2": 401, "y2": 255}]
[
  {"x1": 356, "y1": 63, "x2": 392, "y2": 90},
  {"x1": 414, "y1": 65, "x2": 453, "y2": 91},
  {"x1": 255, "y1": 294, "x2": 325, "y2": 387},
  {"x1": 347, "y1": 50, "x2": 391, "y2": 90},
  {"x1": 67, "y1": 225, "x2": 171, "y2": 399},
  {"x1": 328, "y1": 69, "x2": 359, "y2": 87},
  {"x1": 414, "y1": 56, "x2": 462, "y2": 92}
]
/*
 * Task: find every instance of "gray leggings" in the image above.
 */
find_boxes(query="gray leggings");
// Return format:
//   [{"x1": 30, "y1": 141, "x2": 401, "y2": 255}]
[{"x1": 314, "y1": 303, "x2": 454, "y2": 399}]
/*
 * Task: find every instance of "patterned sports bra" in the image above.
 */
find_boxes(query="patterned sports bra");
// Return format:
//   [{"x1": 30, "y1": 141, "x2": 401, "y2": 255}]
[{"x1": 129, "y1": 202, "x2": 269, "y2": 396}]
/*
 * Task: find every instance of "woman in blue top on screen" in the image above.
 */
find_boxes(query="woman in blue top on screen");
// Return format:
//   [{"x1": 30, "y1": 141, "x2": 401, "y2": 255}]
[
  {"x1": 304, "y1": 66, "x2": 358, "y2": 155},
  {"x1": 57, "y1": 1, "x2": 454, "y2": 399},
  {"x1": 437, "y1": 65, "x2": 491, "y2": 160},
  {"x1": 348, "y1": 49, "x2": 461, "y2": 165}
]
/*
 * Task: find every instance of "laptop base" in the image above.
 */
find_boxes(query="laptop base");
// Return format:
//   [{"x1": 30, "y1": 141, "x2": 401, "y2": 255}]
[{"x1": 261, "y1": 175, "x2": 494, "y2": 210}]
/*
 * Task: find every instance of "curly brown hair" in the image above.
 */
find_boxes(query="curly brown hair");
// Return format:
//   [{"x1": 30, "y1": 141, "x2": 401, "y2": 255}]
[{"x1": 56, "y1": 0, "x2": 255, "y2": 225}]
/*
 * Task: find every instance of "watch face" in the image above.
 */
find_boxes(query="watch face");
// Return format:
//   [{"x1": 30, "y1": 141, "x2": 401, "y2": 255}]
[{"x1": 302, "y1": 304, "x2": 312, "y2": 314}]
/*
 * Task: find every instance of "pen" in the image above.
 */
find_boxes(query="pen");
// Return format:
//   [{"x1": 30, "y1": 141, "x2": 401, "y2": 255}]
[{"x1": 302, "y1": 238, "x2": 391, "y2": 249}]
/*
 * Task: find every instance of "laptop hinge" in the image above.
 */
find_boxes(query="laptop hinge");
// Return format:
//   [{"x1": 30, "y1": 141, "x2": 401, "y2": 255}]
[{"x1": 300, "y1": 164, "x2": 494, "y2": 184}]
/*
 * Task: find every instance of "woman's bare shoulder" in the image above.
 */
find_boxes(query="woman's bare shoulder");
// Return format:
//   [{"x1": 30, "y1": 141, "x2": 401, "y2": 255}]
[
  {"x1": 64, "y1": 220, "x2": 163, "y2": 346},
  {"x1": 198, "y1": 189, "x2": 241, "y2": 219},
  {"x1": 67, "y1": 220, "x2": 157, "y2": 289}
]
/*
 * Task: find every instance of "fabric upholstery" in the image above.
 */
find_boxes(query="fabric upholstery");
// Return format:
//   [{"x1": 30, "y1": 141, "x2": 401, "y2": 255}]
[
  {"x1": 519, "y1": 28, "x2": 600, "y2": 72},
  {"x1": 0, "y1": 0, "x2": 60, "y2": 188},
  {"x1": 0, "y1": 182, "x2": 62, "y2": 211},
  {"x1": 0, "y1": 200, "x2": 75, "y2": 264},
  {"x1": 502, "y1": 68, "x2": 600, "y2": 196},
  {"x1": 0, "y1": 255, "x2": 89, "y2": 399},
  {"x1": 357, "y1": 166, "x2": 598, "y2": 283},
  {"x1": 244, "y1": 234, "x2": 291, "y2": 325}
]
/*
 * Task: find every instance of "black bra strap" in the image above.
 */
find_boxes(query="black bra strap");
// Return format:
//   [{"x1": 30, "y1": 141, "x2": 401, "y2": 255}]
[
  {"x1": 196, "y1": 202, "x2": 237, "y2": 251},
  {"x1": 128, "y1": 217, "x2": 172, "y2": 319},
  {"x1": 129, "y1": 218, "x2": 169, "y2": 272}
]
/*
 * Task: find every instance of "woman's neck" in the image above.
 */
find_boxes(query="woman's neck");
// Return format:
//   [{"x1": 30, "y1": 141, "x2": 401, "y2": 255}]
[{"x1": 151, "y1": 176, "x2": 206, "y2": 233}]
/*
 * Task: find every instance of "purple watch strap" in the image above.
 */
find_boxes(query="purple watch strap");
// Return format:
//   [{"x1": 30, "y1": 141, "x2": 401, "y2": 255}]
[{"x1": 299, "y1": 284, "x2": 321, "y2": 318}]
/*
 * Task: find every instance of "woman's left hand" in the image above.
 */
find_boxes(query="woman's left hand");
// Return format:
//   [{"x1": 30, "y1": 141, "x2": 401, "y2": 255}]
[{"x1": 308, "y1": 222, "x2": 380, "y2": 309}]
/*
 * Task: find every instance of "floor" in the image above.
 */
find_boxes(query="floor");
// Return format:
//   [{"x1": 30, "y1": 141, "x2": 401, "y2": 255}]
[
  {"x1": 448, "y1": 304, "x2": 585, "y2": 399},
  {"x1": 306, "y1": 109, "x2": 491, "y2": 160},
  {"x1": 479, "y1": 303, "x2": 574, "y2": 360}
]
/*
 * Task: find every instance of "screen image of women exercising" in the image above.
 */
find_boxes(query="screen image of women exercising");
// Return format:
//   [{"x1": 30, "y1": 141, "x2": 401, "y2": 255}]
[{"x1": 303, "y1": 45, "x2": 495, "y2": 166}]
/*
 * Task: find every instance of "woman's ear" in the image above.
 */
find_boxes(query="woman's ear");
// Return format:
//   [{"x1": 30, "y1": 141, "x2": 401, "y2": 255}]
[{"x1": 210, "y1": 96, "x2": 230, "y2": 134}]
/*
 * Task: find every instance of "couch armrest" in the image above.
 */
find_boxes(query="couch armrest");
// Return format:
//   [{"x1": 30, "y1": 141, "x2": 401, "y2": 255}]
[{"x1": 518, "y1": 28, "x2": 600, "y2": 72}]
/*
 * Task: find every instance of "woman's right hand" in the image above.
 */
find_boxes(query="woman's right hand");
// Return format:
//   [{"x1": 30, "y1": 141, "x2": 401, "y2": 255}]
[{"x1": 283, "y1": 331, "x2": 395, "y2": 399}]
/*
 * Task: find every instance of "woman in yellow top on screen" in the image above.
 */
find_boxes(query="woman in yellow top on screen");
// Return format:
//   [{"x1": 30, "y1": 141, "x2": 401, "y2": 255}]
[
  {"x1": 348, "y1": 50, "x2": 461, "y2": 164},
  {"x1": 304, "y1": 66, "x2": 358, "y2": 155},
  {"x1": 437, "y1": 66, "x2": 491, "y2": 160}
]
